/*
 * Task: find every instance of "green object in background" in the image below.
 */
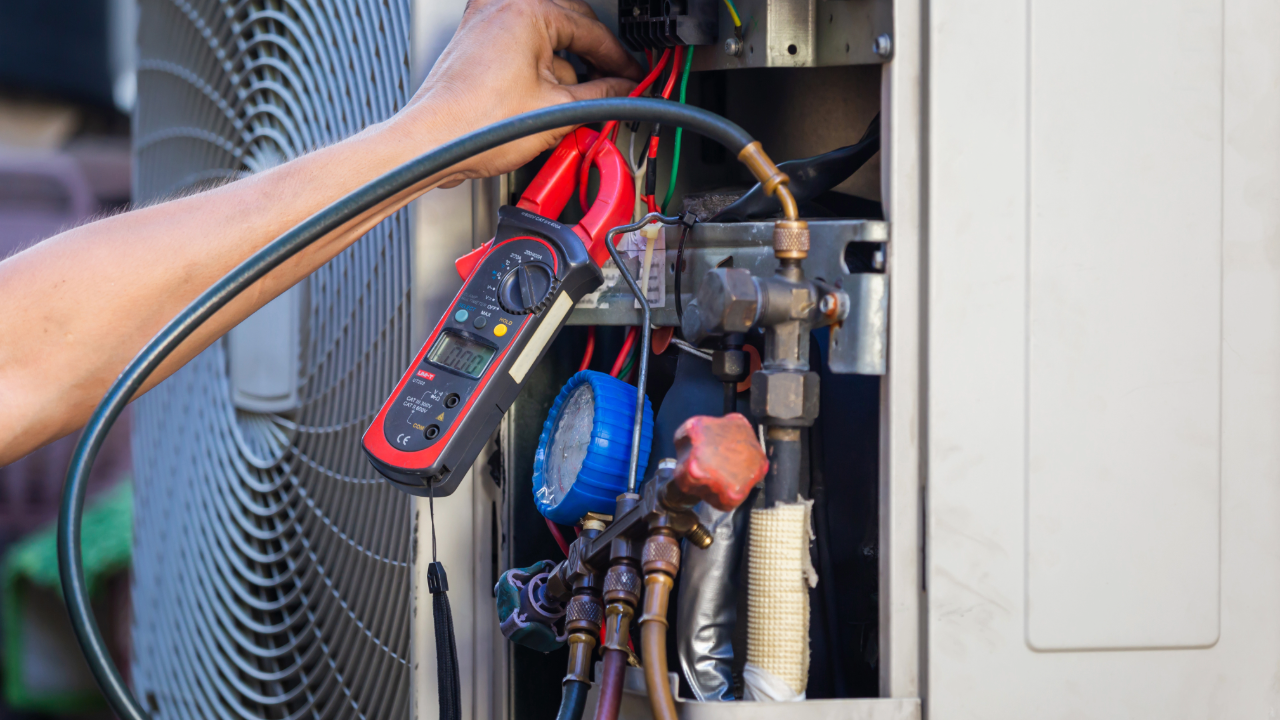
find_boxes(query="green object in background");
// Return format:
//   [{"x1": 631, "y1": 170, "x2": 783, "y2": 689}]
[
  {"x1": 495, "y1": 560, "x2": 564, "y2": 653},
  {"x1": 2, "y1": 480, "x2": 132, "y2": 714}
]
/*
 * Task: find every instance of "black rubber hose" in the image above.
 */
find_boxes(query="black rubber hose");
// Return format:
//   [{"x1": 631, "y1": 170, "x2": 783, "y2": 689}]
[
  {"x1": 711, "y1": 113, "x2": 880, "y2": 222},
  {"x1": 556, "y1": 680, "x2": 590, "y2": 720},
  {"x1": 57, "y1": 97, "x2": 755, "y2": 720}
]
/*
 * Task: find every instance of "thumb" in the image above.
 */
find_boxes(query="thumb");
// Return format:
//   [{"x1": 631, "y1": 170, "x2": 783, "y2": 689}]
[{"x1": 562, "y1": 76, "x2": 636, "y2": 102}]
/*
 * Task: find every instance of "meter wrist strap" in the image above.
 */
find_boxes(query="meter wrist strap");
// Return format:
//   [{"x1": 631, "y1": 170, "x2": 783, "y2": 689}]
[{"x1": 428, "y1": 490, "x2": 462, "y2": 720}]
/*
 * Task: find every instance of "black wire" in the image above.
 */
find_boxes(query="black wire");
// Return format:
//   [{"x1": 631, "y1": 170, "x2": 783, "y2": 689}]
[
  {"x1": 57, "y1": 97, "x2": 754, "y2": 720},
  {"x1": 555, "y1": 679, "x2": 590, "y2": 720},
  {"x1": 674, "y1": 221, "x2": 691, "y2": 329},
  {"x1": 645, "y1": 123, "x2": 661, "y2": 198}
]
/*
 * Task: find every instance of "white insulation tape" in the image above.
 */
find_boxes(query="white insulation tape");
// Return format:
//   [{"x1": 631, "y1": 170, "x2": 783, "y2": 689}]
[{"x1": 744, "y1": 499, "x2": 818, "y2": 699}]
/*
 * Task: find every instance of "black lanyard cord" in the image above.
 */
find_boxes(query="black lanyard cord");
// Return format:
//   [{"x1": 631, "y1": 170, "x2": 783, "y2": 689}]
[{"x1": 428, "y1": 483, "x2": 462, "y2": 720}]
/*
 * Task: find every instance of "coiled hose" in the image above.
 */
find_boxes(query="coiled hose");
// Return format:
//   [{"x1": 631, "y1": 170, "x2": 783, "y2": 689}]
[{"x1": 57, "y1": 97, "x2": 782, "y2": 720}]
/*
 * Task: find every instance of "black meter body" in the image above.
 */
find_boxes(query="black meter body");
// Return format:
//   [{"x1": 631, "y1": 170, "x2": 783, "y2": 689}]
[{"x1": 362, "y1": 206, "x2": 602, "y2": 496}]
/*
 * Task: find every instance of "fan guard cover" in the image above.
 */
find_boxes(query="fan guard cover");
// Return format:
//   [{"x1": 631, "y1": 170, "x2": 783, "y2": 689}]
[{"x1": 131, "y1": 1, "x2": 416, "y2": 717}]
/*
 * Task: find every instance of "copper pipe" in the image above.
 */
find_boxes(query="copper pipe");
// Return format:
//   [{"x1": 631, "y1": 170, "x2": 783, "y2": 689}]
[
  {"x1": 640, "y1": 572, "x2": 677, "y2": 720},
  {"x1": 593, "y1": 648, "x2": 629, "y2": 720},
  {"x1": 736, "y1": 142, "x2": 799, "y2": 221}
]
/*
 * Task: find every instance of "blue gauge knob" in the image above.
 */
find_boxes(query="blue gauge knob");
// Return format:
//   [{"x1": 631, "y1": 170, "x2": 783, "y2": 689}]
[{"x1": 533, "y1": 370, "x2": 655, "y2": 524}]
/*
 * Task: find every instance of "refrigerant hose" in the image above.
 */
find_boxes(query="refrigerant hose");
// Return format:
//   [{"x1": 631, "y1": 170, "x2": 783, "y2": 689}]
[
  {"x1": 556, "y1": 680, "x2": 590, "y2": 720},
  {"x1": 640, "y1": 573, "x2": 679, "y2": 720},
  {"x1": 57, "y1": 97, "x2": 788, "y2": 720},
  {"x1": 594, "y1": 648, "x2": 629, "y2": 720}
]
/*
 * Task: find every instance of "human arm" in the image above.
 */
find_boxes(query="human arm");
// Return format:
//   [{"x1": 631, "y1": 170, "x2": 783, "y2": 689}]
[{"x1": 0, "y1": 0, "x2": 642, "y2": 465}]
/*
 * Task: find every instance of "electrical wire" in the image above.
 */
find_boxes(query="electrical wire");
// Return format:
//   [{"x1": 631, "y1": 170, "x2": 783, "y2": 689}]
[
  {"x1": 546, "y1": 518, "x2": 572, "y2": 557},
  {"x1": 618, "y1": 345, "x2": 637, "y2": 382},
  {"x1": 578, "y1": 326, "x2": 595, "y2": 372},
  {"x1": 57, "y1": 97, "x2": 757, "y2": 720},
  {"x1": 722, "y1": 0, "x2": 743, "y2": 30},
  {"x1": 661, "y1": 48, "x2": 696, "y2": 214},
  {"x1": 660, "y1": 46, "x2": 683, "y2": 100},
  {"x1": 579, "y1": 50, "x2": 672, "y2": 211},
  {"x1": 674, "y1": 222, "x2": 691, "y2": 328},
  {"x1": 610, "y1": 327, "x2": 638, "y2": 378}
]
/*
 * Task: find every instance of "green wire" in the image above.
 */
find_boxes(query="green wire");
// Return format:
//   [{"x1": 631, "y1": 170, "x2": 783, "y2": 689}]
[
  {"x1": 661, "y1": 47, "x2": 696, "y2": 215},
  {"x1": 618, "y1": 341, "x2": 638, "y2": 380},
  {"x1": 722, "y1": 0, "x2": 743, "y2": 28}
]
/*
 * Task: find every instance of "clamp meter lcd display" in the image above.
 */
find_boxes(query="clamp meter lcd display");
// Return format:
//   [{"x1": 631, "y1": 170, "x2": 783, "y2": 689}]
[{"x1": 362, "y1": 207, "x2": 603, "y2": 496}]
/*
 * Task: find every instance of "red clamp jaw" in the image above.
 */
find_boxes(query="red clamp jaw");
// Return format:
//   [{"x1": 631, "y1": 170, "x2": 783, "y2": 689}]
[{"x1": 455, "y1": 127, "x2": 635, "y2": 279}]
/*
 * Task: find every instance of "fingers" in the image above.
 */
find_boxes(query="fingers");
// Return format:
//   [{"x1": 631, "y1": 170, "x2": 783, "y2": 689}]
[
  {"x1": 551, "y1": 0, "x2": 598, "y2": 19},
  {"x1": 551, "y1": 55, "x2": 578, "y2": 86},
  {"x1": 545, "y1": 1, "x2": 644, "y2": 82},
  {"x1": 561, "y1": 76, "x2": 636, "y2": 102}
]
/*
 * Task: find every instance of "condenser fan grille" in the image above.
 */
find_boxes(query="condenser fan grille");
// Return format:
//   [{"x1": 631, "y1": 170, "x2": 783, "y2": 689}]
[{"x1": 131, "y1": 1, "x2": 416, "y2": 717}]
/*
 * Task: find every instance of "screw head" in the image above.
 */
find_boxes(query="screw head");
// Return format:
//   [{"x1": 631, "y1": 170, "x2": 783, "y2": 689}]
[
  {"x1": 873, "y1": 34, "x2": 893, "y2": 58},
  {"x1": 819, "y1": 295, "x2": 836, "y2": 314},
  {"x1": 724, "y1": 37, "x2": 743, "y2": 57}
]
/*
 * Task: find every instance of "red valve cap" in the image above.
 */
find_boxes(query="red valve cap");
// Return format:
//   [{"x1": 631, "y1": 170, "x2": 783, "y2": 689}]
[{"x1": 672, "y1": 413, "x2": 769, "y2": 512}]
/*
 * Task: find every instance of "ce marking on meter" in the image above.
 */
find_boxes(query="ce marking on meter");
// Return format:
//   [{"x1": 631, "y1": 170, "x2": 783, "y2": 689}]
[{"x1": 394, "y1": 433, "x2": 412, "y2": 447}]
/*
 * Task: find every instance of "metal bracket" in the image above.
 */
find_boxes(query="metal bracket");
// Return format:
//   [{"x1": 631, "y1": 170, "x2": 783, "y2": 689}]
[{"x1": 569, "y1": 218, "x2": 888, "y2": 375}]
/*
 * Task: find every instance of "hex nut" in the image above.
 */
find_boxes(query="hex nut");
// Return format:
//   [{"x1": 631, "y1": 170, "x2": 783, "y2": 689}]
[
  {"x1": 749, "y1": 370, "x2": 820, "y2": 424},
  {"x1": 711, "y1": 349, "x2": 749, "y2": 383},
  {"x1": 688, "y1": 268, "x2": 759, "y2": 341}
]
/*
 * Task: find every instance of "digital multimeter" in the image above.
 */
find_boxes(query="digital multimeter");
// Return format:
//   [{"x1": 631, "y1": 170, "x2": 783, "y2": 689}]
[
  {"x1": 363, "y1": 127, "x2": 634, "y2": 497},
  {"x1": 362, "y1": 207, "x2": 604, "y2": 496}
]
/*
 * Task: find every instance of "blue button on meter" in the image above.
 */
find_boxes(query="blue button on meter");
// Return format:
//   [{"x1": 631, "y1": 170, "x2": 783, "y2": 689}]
[{"x1": 532, "y1": 370, "x2": 654, "y2": 524}]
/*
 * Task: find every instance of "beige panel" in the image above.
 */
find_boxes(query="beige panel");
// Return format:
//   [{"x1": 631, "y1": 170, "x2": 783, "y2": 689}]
[{"x1": 1025, "y1": 0, "x2": 1223, "y2": 650}]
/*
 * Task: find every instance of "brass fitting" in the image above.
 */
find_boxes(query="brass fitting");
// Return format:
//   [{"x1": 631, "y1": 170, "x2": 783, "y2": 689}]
[
  {"x1": 686, "y1": 522, "x2": 714, "y2": 550},
  {"x1": 639, "y1": 573, "x2": 675, "y2": 627},
  {"x1": 564, "y1": 594, "x2": 604, "y2": 635},
  {"x1": 563, "y1": 631, "x2": 597, "y2": 685},
  {"x1": 737, "y1": 141, "x2": 799, "y2": 221},
  {"x1": 582, "y1": 513, "x2": 611, "y2": 532},
  {"x1": 603, "y1": 564, "x2": 642, "y2": 606},
  {"x1": 602, "y1": 602, "x2": 635, "y2": 652},
  {"x1": 641, "y1": 533, "x2": 682, "y2": 577},
  {"x1": 773, "y1": 219, "x2": 810, "y2": 260}
]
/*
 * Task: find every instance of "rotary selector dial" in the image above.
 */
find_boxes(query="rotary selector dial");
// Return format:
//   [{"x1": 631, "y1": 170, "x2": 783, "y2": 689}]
[{"x1": 499, "y1": 261, "x2": 556, "y2": 315}]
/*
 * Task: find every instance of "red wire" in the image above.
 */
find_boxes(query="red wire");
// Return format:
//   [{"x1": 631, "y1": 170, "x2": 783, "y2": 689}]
[
  {"x1": 546, "y1": 517, "x2": 571, "y2": 557},
  {"x1": 645, "y1": 195, "x2": 658, "y2": 214},
  {"x1": 579, "y1": 49, "x2": 673, "y2": 211},
  {"x1": 578, "y1": 326, "x2": 596, "y2": 372},
  {"x1": 660, "y1": 46, "x2": 684, "y2": 100},
  {"x1": 644, "y1": 49, "x2": 654, "y2": 70},
  {"x1": 610, "y1": 327, "x2": 638, "y2": 378}
]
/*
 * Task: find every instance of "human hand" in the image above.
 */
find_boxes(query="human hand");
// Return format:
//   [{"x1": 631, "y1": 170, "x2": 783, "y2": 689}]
[{"x1": 396, "y1": 0, "x2": 644, "y2": 184}]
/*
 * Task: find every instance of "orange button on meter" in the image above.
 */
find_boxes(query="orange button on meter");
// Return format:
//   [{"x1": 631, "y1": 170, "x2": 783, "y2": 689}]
[{"x1": 493, "y1": 323, "x2": 508, "y2": 337}]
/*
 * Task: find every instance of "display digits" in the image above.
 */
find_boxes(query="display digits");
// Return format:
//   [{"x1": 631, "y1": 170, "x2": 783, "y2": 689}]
[{"x1": 428, "y1": 331, "x2": 496, "y2": 378}]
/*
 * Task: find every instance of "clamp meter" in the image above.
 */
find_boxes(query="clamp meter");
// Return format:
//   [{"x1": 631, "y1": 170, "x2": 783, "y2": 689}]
[{"x1": 363, "y1": 127, "x2": 634, "y2": 497}]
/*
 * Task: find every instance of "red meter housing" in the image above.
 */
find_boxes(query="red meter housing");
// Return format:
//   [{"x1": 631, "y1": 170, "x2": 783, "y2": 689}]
[{"x1": 362, "y1": 128, "x2": 633, "y2": 497}]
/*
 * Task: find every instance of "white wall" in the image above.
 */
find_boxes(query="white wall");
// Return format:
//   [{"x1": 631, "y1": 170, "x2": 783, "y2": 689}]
[{"x1": 925, "y1": 0, "x2": 1280, "y2": 715}]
